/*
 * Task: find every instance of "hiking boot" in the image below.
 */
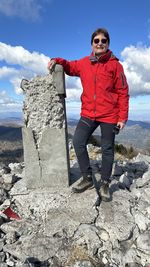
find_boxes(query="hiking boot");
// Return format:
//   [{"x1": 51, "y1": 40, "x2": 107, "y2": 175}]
[
  {"x1": 99, "y1": 181, "x2": 110, "y2": 202},
  {"x1": 72, "y1": 174, "x2": 93, "y2": 193}
]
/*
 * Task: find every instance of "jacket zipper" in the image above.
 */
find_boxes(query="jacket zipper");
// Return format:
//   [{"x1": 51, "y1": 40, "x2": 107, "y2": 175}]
[
  {"x1": 93, "y1": 64, "x2": 99, "y2": 115},
  {"x1": 94, "y1": 78, "x2": 96, "y2": 115},
  {"x1": 121, "y1": 73, "x2": 125, "y2": 87}
]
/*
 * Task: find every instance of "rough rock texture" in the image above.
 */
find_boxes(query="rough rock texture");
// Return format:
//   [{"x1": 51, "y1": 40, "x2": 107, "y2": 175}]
[
  {"x1": 22, "y1": 75, "x2": 65, "y2": 147},
  {"x1": 21, "y1": 68, "x2": 70, "y2": 189},
  {"x1": 1, "y1": 71, "x2": 150, "y2": 266},
  {"x1": 0, "y1": 153, "x2": 150, "y2": 267}
]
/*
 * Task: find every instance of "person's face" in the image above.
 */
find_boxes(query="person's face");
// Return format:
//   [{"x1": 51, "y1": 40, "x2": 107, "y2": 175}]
[{"x1": 92, "y1": 33, "x2": 109, "y2": 55}]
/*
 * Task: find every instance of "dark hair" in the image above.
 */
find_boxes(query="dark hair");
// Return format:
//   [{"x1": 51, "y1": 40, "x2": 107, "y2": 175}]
[{"x1": 91, "y1": 28, "x2": 110, "y2": 45}]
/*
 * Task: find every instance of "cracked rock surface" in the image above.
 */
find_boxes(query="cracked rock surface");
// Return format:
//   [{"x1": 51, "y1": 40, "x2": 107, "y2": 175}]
[{"x1": 0, "y1": 153, "x2": 150, "y2": 267}]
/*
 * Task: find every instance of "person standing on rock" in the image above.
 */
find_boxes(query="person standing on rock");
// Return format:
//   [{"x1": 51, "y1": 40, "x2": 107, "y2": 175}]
[{"x1": 48, "y1": 28, "x2": 129, "y2": 201}]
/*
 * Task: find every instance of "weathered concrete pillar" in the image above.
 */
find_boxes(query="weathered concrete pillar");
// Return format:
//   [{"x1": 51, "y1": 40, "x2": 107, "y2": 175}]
[{"x1": 21, "y1": 65, "x2": 70, "y2": 189}]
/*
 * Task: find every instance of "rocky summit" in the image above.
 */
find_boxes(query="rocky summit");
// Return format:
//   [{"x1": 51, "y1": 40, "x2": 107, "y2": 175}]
[
  {"x1": 0, "y1": 72, "x2": 150, "y2": 267},
  {"x1": 0, "y1": 152, "x2": 150, "y2": 267}
]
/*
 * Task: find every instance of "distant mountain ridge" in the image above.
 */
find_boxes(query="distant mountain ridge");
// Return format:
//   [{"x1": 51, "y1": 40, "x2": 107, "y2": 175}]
[
  {"x1": 0, "y1": 126, "x2": 22, "y2": 141},
  {"x1": 127, "y1": 120, "x2": 150, "y2": 130},
  {"x1": 0, "y1": 113, "x2": 150, "y2": 130},
  {"x1": 0, "y1": 116, "x2": 149, "y2": 152},
  {"x1": 68, "y1": 118, "x2": 150, "y2": 130},
  {"x1": 67, "y1": 118, "x2": 150, "y2": 152}
]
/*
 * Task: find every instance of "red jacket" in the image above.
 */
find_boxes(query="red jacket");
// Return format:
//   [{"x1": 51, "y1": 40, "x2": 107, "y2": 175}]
[{"x1": 53, "y1": 50, "x2": 129, "y2": 123}]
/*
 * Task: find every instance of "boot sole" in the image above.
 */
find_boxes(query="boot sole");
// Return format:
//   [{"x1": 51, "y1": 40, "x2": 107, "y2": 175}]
[{"x1": 72, "y1": 184, "x2": 94, "y2": 193}]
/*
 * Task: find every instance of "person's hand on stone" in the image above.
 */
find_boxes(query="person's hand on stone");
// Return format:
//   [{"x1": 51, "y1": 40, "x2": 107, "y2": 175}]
[{"x1": 47, "y1": 59, "x2": 56, "y2": 72}]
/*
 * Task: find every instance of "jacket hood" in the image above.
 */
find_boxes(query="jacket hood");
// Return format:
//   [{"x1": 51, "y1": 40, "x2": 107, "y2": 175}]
[{"x1": 89, "y1": 50, "x2": 119, "y2": 63}]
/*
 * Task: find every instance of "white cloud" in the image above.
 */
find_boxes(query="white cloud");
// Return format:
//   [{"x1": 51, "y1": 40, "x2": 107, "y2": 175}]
[
  {"x1": 66, "y1": 101, "x2": 81, "y2": 119},
  {"x1": 0, "y1": 41, "x2": 49, "y2": 95},
  {"x1": 66, "y1": 75, "x2": 82, "y2": 101},
  {"x1": 0, "y1": 90, "x2": 22, "y2": 112},
  {"x1": 0, "y1": 66, "x2": 19, "y2": 79},
  {"x1": 0, "y1": 0, "x2": 42, "y2": 21},
  {"x1": 0, "y1": 42, "x2": 49, "y2": 74},
  {"x1": 66, "y1": 88, "x2": 82, "y2": 101},
  {"x1": 10, "y1": 77, "x2": 24, "y2": 94},
  {"x1": 121, "y1": 45, "x2": 150, "y2": 96}
]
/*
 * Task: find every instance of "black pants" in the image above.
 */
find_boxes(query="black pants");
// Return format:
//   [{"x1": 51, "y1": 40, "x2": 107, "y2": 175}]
[{"x1": 73, "y1": 116, "x2": 116, "y2": 182}]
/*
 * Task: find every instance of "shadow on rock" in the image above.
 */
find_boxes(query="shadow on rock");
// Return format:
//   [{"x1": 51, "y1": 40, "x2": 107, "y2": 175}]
[{"x1": 25, "y1": 257, "x2": 49, "y2": 267}]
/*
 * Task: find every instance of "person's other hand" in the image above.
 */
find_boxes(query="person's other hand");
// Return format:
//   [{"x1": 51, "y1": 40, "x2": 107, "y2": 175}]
[
  {"x1": 47, "y1": 59, "x2": 56, "y2": 72},
  {"x1": 117, "y1": 121, "x2": 126, "y2": 130}
]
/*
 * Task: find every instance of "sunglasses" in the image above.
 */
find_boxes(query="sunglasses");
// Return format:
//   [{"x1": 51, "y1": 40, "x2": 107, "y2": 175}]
[{"x1": 93, "y1": 38, "x2": 108, "y2": 44}]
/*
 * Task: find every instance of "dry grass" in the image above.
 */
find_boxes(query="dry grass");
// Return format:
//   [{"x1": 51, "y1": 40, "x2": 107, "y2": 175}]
[{"x1": 64, "y1": 245, "x2": 104, "y2": 267}]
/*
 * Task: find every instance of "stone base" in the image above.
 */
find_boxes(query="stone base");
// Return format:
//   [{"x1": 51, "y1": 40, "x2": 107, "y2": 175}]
[{"x1": 22, "y1": 127, "x2": 70, "y2": 189}]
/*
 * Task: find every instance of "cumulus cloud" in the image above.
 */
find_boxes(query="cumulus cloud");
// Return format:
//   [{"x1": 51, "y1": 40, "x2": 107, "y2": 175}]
[
  {"x1": 0, "y1": 41, "x2": 49, "y2": 95},
  {"x1": 0, "y1": 41, "x2": 83, "y2": 110},
  {"x1": 10, "y1": 77, "x2": 24, "y2": 95},
  {"x1": 0, "y1": 66, "x2": 19, "y2": 79},
  {"x1": 0, "y1": 0, "x2": 43, "y2": 21},
  {"x1": 0, "y1": 90, "x2": 22, "y2": 112},
  {"x1": 121, "y1": 45, "x2": 150, "y2": 96},
  {"x1": 65, "y1": 76, "x2": 82, "y2": 101},
  {"x1": 0, "y1": 41, "x2": 49, "y2": 114},
  {"x1": 0, "y1": 42, "x2": 49, "y2": 74}
]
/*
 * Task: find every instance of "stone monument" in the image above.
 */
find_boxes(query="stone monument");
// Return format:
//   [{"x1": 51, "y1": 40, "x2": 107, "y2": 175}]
[{"x1": 20, "y1": 65, "x2": 70, "y2": 189}]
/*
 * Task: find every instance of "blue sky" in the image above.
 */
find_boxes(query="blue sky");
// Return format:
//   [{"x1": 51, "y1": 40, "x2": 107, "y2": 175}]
[{"x1": 0, "y1": 0, "x2": 150, "y2": 121}]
